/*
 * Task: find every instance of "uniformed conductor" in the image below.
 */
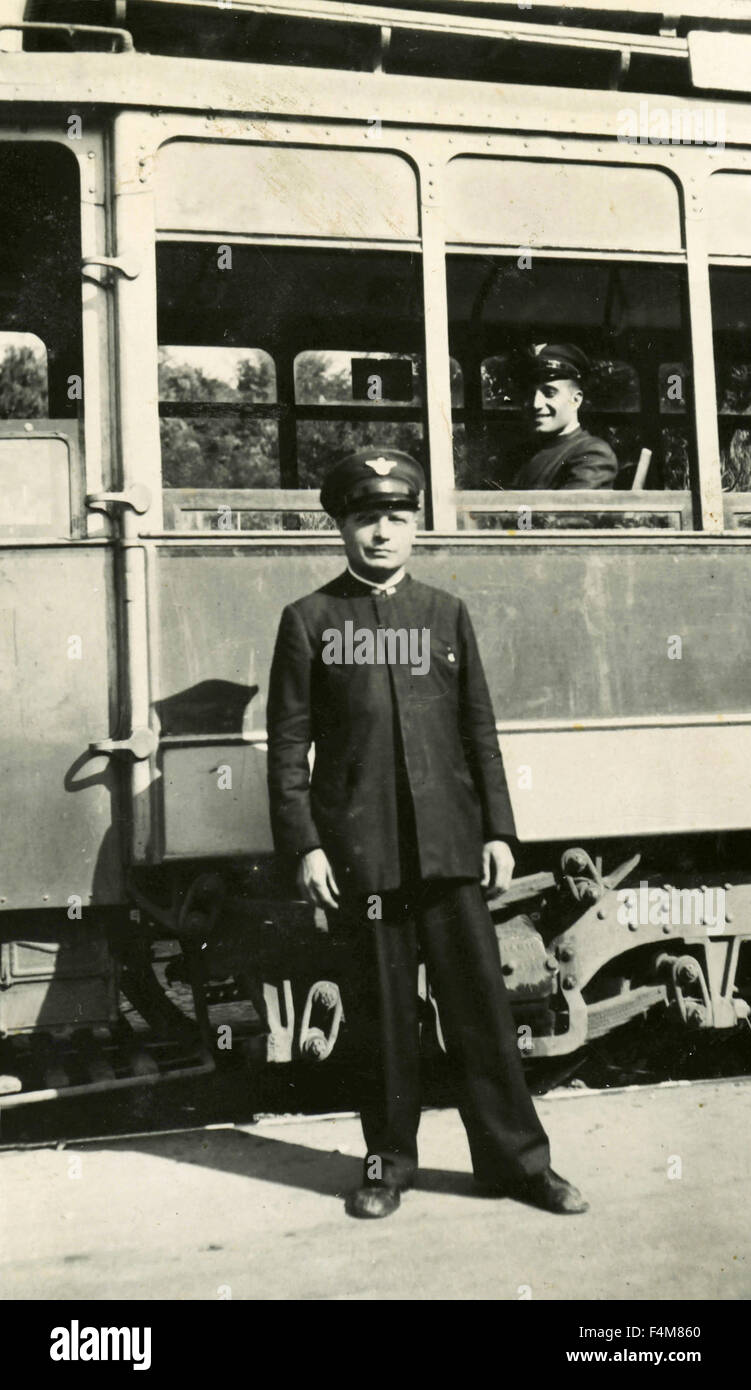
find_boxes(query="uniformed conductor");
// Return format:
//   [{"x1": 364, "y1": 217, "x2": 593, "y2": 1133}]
[
  {"x1": 509, "y1": 343, "x2": 618, "y2": 490},
  {"x1": 267, "y1": 448, "x2": 587, "y2": 1220}
]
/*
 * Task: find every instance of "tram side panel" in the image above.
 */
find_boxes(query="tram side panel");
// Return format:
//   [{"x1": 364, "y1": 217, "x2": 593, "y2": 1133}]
[
  {"x1": 152, "y1": 539, "x2": 751, "y2": 860},
  {"x1": 0, "y1": 545, "x2": 123, "y2": 1035}
]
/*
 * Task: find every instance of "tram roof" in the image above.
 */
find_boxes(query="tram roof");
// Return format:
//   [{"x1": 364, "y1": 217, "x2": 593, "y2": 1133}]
[{"x1": 14, "y1": 0, "x2": 751, "y2": 98}]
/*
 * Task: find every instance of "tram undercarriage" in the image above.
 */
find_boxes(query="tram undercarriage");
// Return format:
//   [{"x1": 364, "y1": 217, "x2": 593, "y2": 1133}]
[{"x1": 2, "y1": 837, "x2": 750, "y2": 1112}]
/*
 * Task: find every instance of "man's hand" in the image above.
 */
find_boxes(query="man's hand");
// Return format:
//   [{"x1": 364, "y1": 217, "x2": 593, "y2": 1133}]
[
  {"x1": 481, "y1": 840, "x2": 515, "y2": 894},
  {"x1": 296, "y1": 848, "x2": 340, "y2": 912}
]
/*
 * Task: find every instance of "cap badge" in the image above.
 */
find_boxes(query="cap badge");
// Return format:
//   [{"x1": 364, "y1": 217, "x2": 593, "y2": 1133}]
[{"x1": 364, "y1": 457, "x2": 398, "y2": 476}]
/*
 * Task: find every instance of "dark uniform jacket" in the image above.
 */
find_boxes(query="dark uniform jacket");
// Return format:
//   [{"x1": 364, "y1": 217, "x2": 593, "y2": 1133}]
[
  {"x1": 510, "y1": 426, "x2": 618, "y2": 490},
  {"x1": 266, "y1": 571, "x2": 516, "y2": 895}
]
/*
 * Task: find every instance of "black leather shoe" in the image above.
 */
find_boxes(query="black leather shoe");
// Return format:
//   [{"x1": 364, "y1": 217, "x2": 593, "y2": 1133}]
[
  {"x1": 520, "y1": 1167, "x2": 589, "y2": 1214},
  {"x1": 477, "y1": 1166, "x2": 589, "y2": 1215},
  {"x1": 345, "y1": 1185, "x2": 402, "y2": 1220}
]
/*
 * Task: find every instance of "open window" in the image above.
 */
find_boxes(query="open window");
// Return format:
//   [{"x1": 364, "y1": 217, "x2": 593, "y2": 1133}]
[
  {"x1": 155, "y1": 139, "x2": 424, "y2": 530},
  {"x1": 707, "y1": 172, "x2": 751, "y2": 527},
  {"x1": 0, "y1": 144, "x2": 84, "y2": 539},
  {"x1": 444, "y1": 155, "x2": 693, "y2": 530},
  {"x1": 157, "y1": 243, "x2": 425, "y2": 530},
  {"x1": 447, "y1": 255, "x2": 694, "y2": 530}
]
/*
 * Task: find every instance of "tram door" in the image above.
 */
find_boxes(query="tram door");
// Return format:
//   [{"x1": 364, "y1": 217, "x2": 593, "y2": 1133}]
[
  {"x1": 143, "y1": 136, "x2": 427, "y2": 865},
  {"x1": 0, "y1": 139, "x2": 122, "y2": 921}
]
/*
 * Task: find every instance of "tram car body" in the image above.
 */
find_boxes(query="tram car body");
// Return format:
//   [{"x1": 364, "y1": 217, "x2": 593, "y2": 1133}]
[{"x1": 3, "y1": 0, "x2": 751, "y2": 1103}]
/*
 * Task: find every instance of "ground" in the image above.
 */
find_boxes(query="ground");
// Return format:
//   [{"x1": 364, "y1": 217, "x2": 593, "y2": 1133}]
[{"x1": 1, "y1": 1077, "x2": 748, "y2": 1301}]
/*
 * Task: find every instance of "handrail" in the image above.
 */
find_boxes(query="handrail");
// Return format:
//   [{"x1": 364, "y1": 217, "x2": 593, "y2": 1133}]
[
  {"x1": 0, "y1": 22, "x2": 134, "y2": 53},
  {"x1": 152, "y1": 0, "x2": 688, "y2": 62}
]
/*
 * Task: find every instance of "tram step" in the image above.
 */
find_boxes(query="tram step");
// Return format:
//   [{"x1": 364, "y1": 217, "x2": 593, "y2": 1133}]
[
  {"x1": 43, "y1": 1064, "x2": 70, "y2": 1090},
  {"x1": 129, "y1": 1049, "x2": 160, "y2": 1078},
  {"x1": 85, "y1": 1057, "x2": 116, "y2": 1085},
  {"x1": 0, "y1": 1034, "x2": 214, "y2": 1110}
]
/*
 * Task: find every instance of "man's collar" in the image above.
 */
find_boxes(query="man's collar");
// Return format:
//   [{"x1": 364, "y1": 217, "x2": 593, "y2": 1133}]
[{"x1": 346, "y1": 561, "x2": 407, "y2": 594}]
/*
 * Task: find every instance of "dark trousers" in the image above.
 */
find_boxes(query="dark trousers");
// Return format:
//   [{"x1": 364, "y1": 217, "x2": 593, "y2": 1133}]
[{"x1": 334, "y1": 879, "x2": 551, "y2": 1190}]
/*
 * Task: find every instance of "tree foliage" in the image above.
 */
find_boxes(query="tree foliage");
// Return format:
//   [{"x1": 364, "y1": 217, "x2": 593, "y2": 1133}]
[
  {"x1": 158, "y1": 349, "x2": 423, "y2": 491},
  {"x1": 0, "y1": 345, "x2": 47, "y2": 418}
]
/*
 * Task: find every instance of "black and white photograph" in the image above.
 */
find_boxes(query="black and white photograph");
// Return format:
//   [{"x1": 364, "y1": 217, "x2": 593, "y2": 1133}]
[{"x1": 0, "y1": 0, "x2": 749, "y2": 1337}]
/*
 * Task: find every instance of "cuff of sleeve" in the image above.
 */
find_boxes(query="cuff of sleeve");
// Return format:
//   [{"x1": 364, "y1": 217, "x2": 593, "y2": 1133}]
[{"x1": 485, "y1": 832, "x2": 519, "y2": 854}]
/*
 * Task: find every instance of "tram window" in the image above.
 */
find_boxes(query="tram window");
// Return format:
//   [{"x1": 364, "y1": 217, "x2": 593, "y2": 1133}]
[
  {"x1": 0, "y1": 334, "x2": 48, "y2": 417},
  {"x1": 295, "y1": 351, "x2": 423, "y2": 406},
  {"x1": 0, "y1": 144, "x2": 83, "y2": 538},
  {"x1": 157, "y1": 243, "x2": 425, "y2": 528},
  {"x1": 157, "y1": 143, "x2": 419, "y2": 243},
  {"x1": 293, "y1": 349, "x2": 448, "y2": 494},
  {"x1": 709, "y1": 267, "x2": 751, "y2": 502},
  {"x1": 447, "y1": 255, "x2": 694, "y2": 527},
  {"x1": 445, "y1": 159, "x2": 682, "y2": 254}
]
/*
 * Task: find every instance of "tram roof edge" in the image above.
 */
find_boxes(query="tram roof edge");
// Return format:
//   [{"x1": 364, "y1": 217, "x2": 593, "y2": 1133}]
[
  {"x1": 0, "y1": 51, "x2": 750, "y2": 134},
  {"x1": 132, "y1": 0, "x2": 751, "y2": 28}
]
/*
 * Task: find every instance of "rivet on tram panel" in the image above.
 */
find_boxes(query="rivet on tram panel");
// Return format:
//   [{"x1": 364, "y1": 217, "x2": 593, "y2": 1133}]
[
  {"x1": 560, "y1": 945, "x2": 573, "y2": 961},
  {"x1": 662, "y1": 923, "x2": 671, "y2": 934},
  {"x1": 545, "y1": 956, "x2": 557, "y2": 972},
  {"x1": 597, "y1": 907, "x2": 606, "y2": 919},
  {"x1": 563, "y1": 975, "x2": 577, "y2": 990},
  {"x1": 725, "y1": 912, "x2": 734, "y2": 924}
]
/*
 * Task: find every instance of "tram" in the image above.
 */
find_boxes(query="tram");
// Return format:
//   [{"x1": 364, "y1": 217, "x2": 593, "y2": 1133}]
[{"x1": 3, "y1": 0, "x2": 751, "y2": 1106}]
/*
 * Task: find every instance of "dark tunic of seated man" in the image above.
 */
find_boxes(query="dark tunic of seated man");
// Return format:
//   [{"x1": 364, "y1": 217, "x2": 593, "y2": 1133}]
[{"x1": 509, "y1": 343, "x2": 618, "y2": 491}]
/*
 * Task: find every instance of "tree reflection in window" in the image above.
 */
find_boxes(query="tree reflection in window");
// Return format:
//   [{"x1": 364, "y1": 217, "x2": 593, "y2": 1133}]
[
  {"x1": 0, "y1": 334, "x2": 48, "y2": 417},
  {"x1": 159, "y1": 346, "x2": 279, "y2": 489}
]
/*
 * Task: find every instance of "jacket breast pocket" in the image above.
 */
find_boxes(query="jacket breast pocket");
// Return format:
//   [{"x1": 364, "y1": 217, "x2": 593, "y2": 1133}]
[
  {"x1": 428, "y1": 635, "x2": 460, "y2": 677},
  {"x1": 412, "y1": 634, "x2": 460, "y2": 704}
]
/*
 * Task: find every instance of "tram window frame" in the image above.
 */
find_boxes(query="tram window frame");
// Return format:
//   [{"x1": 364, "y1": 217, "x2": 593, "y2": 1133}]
[
  {"x1": 0, "y1": 143, "x2": 86, "y2": 540},
  {"x1": 445, "y1": 252, "x2": 696, "y2": 532},
  {"x1": 156, "y1": 242, "x2": 427, "y2": 532},
  {"x1": 708, "y1": 264, "x2": 751, "y2": 527}
]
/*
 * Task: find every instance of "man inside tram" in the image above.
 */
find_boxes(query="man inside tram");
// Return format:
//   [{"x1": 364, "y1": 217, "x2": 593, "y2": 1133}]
[{"x1": 508, "y1": 342, "x2": 618, "y2": 490}]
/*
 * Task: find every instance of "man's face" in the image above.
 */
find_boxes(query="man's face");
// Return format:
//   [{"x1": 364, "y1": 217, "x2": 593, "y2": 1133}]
[
  {"x1": 338, "y1": 506, "x2": 418, "y2": 578},
  {"x1": 525, "y1": 378, "x2": 583, "y2": 435}
]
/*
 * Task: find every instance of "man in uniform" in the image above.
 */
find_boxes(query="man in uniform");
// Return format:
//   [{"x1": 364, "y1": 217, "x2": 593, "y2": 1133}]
[
  {"x1": 266, "y1": 448, "x2": 587, "y2": 1220},
  {"x1": 509, "y1": 343, "x2": 618, "y2": 490}
]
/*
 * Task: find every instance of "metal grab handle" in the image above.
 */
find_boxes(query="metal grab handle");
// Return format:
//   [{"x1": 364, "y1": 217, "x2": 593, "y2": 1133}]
[
  {"x1": 82, "y1": 253, "x2": 141, "y2": 283},
  {"x1": 0, "y1": 22, "x2": 134, "y2": 52},
  {"x1": 89, "y1": 727, "x2": 157, "y2": 761},
  {"x1": 86, "y1": 483, "x2": 151, "y2": 515}
]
